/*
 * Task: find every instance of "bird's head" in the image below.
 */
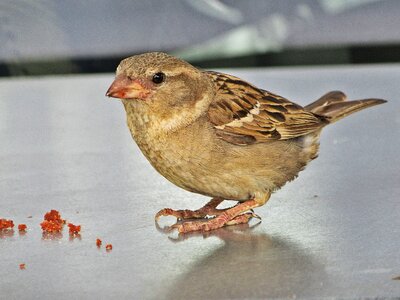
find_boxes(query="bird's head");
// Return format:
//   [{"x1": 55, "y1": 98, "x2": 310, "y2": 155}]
[{"x1": 106, "y1": 52, "x2": 214, "y2": 132}]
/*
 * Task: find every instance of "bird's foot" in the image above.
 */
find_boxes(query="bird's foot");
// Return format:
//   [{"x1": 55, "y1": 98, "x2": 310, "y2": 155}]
[
  {"x1": 155, "y1": 197, "x2": 225, "y2": 221},
  {"x1": 172, "y1": 212, "x2": 260, "y2": 233},
  {"x1": 171, "y1": 199, "x2": 261, "y2": 233}
]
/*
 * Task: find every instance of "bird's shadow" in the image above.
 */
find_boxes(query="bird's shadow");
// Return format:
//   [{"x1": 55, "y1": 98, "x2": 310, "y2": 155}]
[{"x1": 155, "y1": 221, "x2": 331, "y2": 299}]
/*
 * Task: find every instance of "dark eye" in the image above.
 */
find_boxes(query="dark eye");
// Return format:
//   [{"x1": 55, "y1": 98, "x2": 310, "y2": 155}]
[{"x1": 152, "y1": 72, "x2": 165, "y2": 84}]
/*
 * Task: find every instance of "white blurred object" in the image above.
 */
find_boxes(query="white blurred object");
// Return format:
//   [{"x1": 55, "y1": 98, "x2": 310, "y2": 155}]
[
  {"x1": 185, "y1": 0, "x2": 243, "y2": 24},
  {"x1": 0, "y1": 0, "x2": 399, "y2": 62}
]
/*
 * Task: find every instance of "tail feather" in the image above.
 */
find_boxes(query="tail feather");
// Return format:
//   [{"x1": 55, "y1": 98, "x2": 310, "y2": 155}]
[
  {"x1": 304, "y1": 91, "x2": 347, "y2": 112},
  {"x1": 306, "y1": 91, "x2": 387, "y2": 124}
]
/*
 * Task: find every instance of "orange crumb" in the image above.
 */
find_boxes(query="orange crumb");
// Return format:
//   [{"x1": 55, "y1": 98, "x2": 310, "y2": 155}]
[
  {"x1": 19, "y1": 263, "x2": 25, "y2": 270},
  {"x1": 44, "y1": 210, "x2": 64, "y2": 224},
  {"x1": 105, "y1": 244, "x2": 112, "y2": 251},
  {"x1": 18, "y1": 224, "x2": 27, "y2": 231},
  {"x1": 41, "y1": 210, "x2": 64, "y2": 233},
  {"x1": 67, "y1": 223, "x2": 81, "y2": 234},
  {"x1": 96, "y1": 238, "x2": 102, "y2": 247},
  {"x1": 0, "y1": 219, "x2": 14, "y2": 230},
  {"x1": 40, "y1": 220, "x2": 62, "y2": 233}
]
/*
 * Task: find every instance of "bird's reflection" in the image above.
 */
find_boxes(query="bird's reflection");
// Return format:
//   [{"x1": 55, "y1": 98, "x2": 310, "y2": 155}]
[
  {"x1": 157, "y1": 223, "x2": 328, "y2": 299},
  {"x1": 156, "y1": 218, "x2": 262, "y2": 242}
]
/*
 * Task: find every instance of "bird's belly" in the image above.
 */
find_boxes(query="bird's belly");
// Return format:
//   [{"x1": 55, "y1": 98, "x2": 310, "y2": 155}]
[
  {"x1": 133, "y1": 126, "x2": 320, "y2": 201},
  {"x1": 137, "y1": 138, "x2": 253, "y2": 200}
]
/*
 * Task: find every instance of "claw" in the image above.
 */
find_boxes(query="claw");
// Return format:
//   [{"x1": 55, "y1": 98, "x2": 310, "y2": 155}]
[
  {"x1": 155, "y1": 208, "x2": 182, "y2": 221},
  {"x1": 155, "y1": 198, "x2": 264, "y2": 234},
  {"x1": 154, "y1": 198, "x2": 227, "y2": 222}
]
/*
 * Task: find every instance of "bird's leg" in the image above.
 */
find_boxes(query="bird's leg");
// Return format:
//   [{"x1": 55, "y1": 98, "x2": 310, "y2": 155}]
[
  {"x1": 155, "y1": 197, "x2": 227, "y2": 221},
  {"x1": 173, "y1": 193, "x2": 270, "y2": 233}
]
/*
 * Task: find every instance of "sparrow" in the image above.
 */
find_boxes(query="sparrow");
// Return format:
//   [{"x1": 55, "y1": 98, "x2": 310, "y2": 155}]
[{"x1": 106, "y1": 52, "x2": 386, "y2": 233}]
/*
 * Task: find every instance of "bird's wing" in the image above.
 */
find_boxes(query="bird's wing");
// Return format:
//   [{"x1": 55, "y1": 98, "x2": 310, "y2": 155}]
[{"x1": 205, "y1": 71, "x2": 325, "y2": 145}]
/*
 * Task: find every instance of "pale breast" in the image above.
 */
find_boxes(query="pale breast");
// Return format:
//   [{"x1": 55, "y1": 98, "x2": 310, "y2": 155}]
[{"x1": 125, "y1": 104, "x2": 319, "y2": 200}]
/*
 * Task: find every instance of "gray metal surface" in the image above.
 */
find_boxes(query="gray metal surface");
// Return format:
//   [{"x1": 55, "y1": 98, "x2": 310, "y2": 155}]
[{"x1": 1, "y1": 64, "x2": 399, "y2": 299}]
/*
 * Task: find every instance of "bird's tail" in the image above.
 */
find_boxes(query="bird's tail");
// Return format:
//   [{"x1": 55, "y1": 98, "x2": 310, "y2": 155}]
[{"x1": 305, "y1": 91, "x2": 387, "y2": 123}]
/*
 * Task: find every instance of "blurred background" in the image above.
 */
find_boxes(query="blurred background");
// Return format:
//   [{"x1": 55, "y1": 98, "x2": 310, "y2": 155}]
[{"x1": 1, "y1": 0, "x2": 400, "y2": 76}]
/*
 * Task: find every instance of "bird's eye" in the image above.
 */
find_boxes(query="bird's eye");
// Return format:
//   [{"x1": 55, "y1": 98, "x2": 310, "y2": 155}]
[{"x1": 152, "y1": 72, "x2": 165, "y2": 84}]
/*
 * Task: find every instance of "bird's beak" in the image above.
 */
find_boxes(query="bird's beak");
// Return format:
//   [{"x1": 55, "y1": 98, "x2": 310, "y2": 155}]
[{"x1": 106, "y1": 75, "x2": 150, "y2": 100}]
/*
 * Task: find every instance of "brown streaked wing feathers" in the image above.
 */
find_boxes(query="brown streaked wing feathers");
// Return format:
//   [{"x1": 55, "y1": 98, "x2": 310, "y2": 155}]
[{"x1": 206, "y1": 71, "x2": 325, "y2": 145}]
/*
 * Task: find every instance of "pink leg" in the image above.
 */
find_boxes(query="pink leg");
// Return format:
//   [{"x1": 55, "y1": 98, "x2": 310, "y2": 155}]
[
  {"x1": 155, "y1": 197, "x2": 229, "y2": 220},
  {"x1": 173, "y1": 199, "x2": 262, "y2": 233}
]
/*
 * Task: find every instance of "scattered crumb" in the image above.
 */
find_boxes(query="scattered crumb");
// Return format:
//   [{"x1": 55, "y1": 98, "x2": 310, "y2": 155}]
[
  {"x1": 18, "y1": 224, "x2": 27, "y2": 231},
  {"x1": 27, "y1": 216, "x2": 33, "y2": 218},
  {"x1": 41, "y1": 210, "x2": 64, "y2": 233},
  {"x1": 3, "y1": 212, "x2": 117, "y2": 259},
  {"x1": 40, "y1": 220, "x2": 63, "y2": 233},
  {"x1": 0, "y1": 218, "x2": 14, "y2": 230},
  {"x1": 313, "y1": 195, "x2": 318, "y2": 198},
  {"x1": 44, "y1": 210, "x2": 65, "y2": 224},
  {"x1": 68, "y1": 223, "x2": 81, "y2": 235},
  {"x1": 19, "y1": 263, "x2": 25, "y2": 270},
  {"x1": 393, "y1": 276, "x2": 400, "y2": 280}
]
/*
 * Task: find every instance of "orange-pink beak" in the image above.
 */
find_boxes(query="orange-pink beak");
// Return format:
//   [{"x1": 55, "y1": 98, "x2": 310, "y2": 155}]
[{"x1": 106, "y1": 75, "x2": 150, "y2": 100}]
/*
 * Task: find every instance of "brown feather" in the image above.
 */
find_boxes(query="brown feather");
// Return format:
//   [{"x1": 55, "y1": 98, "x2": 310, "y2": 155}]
[
  {"x1": 206, "y1": 71, "x2": 325, "y2": 145},
  {"x1": 304, "y1": 91, "x2": 386, "y2": 122},
  {"x1": 304, "y1": 91, "x2": 347, "y2": 112},
  {"x1": 313, "y1": 99, "x2": 387, "y2": 123}
]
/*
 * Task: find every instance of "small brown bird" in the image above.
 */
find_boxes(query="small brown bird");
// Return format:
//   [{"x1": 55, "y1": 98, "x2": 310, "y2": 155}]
[{"x1": 106, "y1": 52, "x2": 386, "y2": 233}]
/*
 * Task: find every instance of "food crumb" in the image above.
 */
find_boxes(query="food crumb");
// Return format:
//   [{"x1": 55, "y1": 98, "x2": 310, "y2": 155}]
[
  {"x1": 96, "y1": 238, "x2": 102, "y2": 247},
  {"x1": 68, "y1": 223, "x2": 81, "y2": 235},
  {"x1": 44, "y1": 210, "x2": 64, "y2": 223},
  {"x1": 393, "y1": 276, "x2": 400, "y2": 280},
  {"x1": 40, "y1": 220, "x2": 63, "y2": 233},
  {"x1": 40, "y1": 210, "x2": 64, "y2": 233},
  {"x1": 0, "y1": 218, "x2": 14, "y2": 230},
  {"x1": 18, "y1": 224, "x2": 27, "y2": 231},
  {"x1": 19, "y1": 263, "x2": 25, "y2": 270},
  {"x1": 105, "y1": 244, "x2": 113, "y2": 251}
]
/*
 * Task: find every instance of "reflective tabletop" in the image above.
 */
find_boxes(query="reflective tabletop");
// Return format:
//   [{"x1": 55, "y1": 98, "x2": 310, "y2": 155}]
[{"x1": 1, "y1": 64, "x2": 399, "y2": 299}]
